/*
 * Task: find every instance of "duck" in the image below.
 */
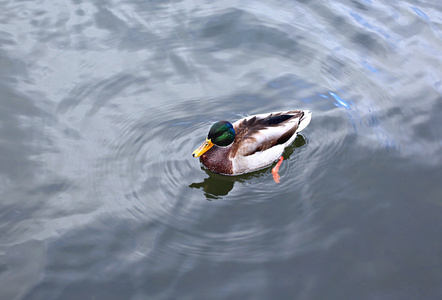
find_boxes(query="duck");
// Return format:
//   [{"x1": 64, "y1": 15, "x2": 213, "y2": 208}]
[{"x1": 192, "y1": 110, "x2": 312, "y2": 182}]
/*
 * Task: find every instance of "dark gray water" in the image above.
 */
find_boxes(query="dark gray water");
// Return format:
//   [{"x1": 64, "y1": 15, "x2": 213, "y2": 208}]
[{"x1": 1, "y1": 0, "x2": 442, "y2": 299}]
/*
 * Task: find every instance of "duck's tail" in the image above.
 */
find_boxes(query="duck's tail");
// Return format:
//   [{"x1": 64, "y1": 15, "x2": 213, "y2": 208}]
[{"x1": 297, "y1": 110, "x2": 312, "y2": 133}]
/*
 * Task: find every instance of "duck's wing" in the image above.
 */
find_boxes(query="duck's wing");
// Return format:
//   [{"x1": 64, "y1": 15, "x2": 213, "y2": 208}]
[{"x1": 231, "y1": 110, "x2": 311, "y2": 157}]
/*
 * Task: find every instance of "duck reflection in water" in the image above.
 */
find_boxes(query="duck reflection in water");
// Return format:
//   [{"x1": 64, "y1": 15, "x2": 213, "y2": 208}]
[{"x1": 189, "y1": 135, "x2": 307, "y2": 200}]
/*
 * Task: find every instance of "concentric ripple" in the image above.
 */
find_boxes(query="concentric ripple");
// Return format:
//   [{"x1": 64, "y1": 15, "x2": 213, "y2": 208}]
[{"x1": 60, "y1": 93, "x2": 328, "y2": 262}]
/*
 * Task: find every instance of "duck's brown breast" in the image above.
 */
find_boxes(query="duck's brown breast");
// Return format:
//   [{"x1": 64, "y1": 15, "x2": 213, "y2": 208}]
[{"x1": 200, "y1": 145, "x2": 233, "y2": 175}]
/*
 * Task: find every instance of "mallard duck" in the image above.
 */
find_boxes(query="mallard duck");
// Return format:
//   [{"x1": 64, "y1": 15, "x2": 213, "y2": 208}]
[{"x1": 192, "y1": 110, "x2": 312, "y2": 182}]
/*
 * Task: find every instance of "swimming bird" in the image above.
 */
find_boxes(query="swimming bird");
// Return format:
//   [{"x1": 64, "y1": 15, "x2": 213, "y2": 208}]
[{"x1": 192, "y1": 110, "x2": 312, "y2": 182}]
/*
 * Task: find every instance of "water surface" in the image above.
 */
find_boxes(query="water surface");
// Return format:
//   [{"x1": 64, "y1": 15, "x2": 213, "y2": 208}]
[{"x1": 1, "y1": 0, "x2": 442, "y2": 299}]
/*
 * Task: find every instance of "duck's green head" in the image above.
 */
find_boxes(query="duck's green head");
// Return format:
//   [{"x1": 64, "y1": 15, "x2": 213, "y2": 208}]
[
  {"x1": 208, "y1": 121, "x2": 235, "y2": 146},
  {"x1": 192, "y1": 121, "x2": 235, "y2": 157}
]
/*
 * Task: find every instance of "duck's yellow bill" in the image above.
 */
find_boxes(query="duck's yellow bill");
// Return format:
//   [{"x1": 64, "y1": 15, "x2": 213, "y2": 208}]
[{"x1": 192, "y1": 139, "x2": 214, "y2": 157}]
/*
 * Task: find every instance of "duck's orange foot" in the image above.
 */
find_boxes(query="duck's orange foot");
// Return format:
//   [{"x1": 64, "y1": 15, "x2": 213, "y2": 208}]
[{"x1": 271, "y1": 156, "x2": 284, "y2": 183}]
